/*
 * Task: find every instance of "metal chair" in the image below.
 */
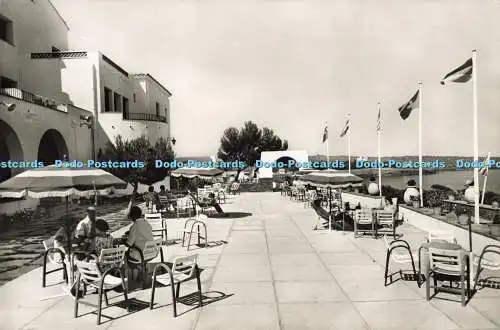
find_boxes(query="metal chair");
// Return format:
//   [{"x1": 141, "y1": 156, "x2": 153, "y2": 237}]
[
  {"x1": 354, "y1": 209, "x2": 376, "y2": 238},
  {"x1": 73, "y1": 257, "x2": 128, "y2": 325},
  {"x1": 150, "y1": 254, "x2": 202, "y2": 317},
  {"x1": 144, "y1": 213, "x2": 167, "y2": 245},
  {"x1": 383, "y1": 236, "x2": 422, "y2": 287},
  {"x1": 426, "y1": 247, "x2": 470, "y2": 306},
  {"x1": 182, "y1": 214, "x2": 208, "y2": 251},
  {"x1": 42, "y1": 238, "x2": 68, "y2": 287},
  {"x1": 473, "y1": 245, "x2": 500, "y2": 291},
  {"x1": 127, "y1": 238, "x2": 164, "y2": 289}
]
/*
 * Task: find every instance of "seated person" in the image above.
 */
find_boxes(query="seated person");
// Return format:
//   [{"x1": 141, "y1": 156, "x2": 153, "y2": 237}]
[
  {"x1": 123, "y1": 206, "x2": 154, "y2": 262},
  {"x1": 74, "y1": 206, "x2": 97, "y2": 254},
  {"x1": 201, "y1": 192, "x2": 225, "y2": 214},
  {"x1": 94, "y1": 219, "x2": 115, "y2": 257}
]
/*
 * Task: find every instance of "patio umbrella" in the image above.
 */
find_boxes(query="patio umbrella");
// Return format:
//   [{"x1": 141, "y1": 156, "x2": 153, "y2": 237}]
[
  {"x1": 0, "y1": 165, "x2": 128, "y2": 200},
  {"x1": 297, "y1": 170, "x2": 363, "y2": 232},
  {"x1": 171, "y1": 167, "x2": 224, "y2": 180}
]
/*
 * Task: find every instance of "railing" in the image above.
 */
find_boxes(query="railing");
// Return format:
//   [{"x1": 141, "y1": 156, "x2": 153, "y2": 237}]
[
  {"x1": 0, "y1": 88, "x2": 67, "y2": 113},
  {"x1": 123, "y1": 112, "x2": 167, "y2": 123},
  {"x1": 31, "y1": 51, "x2": 88, "y2": 59}
]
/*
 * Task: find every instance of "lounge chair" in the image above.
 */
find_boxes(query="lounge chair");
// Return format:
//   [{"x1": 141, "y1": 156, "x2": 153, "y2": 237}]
[{"x1": 311, "y1": 199, "x2": 353, "y2": 231}]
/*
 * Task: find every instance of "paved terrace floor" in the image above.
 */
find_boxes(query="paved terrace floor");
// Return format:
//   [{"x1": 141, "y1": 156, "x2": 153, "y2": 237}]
[{"x1": 2, "y1": 192, "x2": 500, "y2": 330}]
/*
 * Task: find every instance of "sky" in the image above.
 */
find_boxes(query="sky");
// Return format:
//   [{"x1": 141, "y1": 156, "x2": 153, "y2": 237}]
[{"x1": 51, "y1": 0, "x2": 500, "y2": 158}]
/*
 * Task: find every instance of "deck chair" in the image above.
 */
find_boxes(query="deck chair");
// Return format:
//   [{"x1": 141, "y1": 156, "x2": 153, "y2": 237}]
[
  {"x1": 376, "y1": 210, "x2": 396, "y2": 237},
  {"x1": 42, "y1": 238, "x2": 68, "y2": 287},
  {"x1": 426, "y1": 247, "x2": 470, "y2": 306},
  {"x1": 383, "y1": 236, "x2": 422, "y2": 287},
  {"x1": 73, "y1": 258, "x2": 128, "y2": 325},
  {"x1": 144, "y1": 213, "x2": 167, "y2": 245},
  {"x1": 150, "y1": 254, "x2": 202, "y2": 317},
  {"x1": 473, "y1": 245, "x2": 500, "y2": 291},
  {"x1": 127, "y1": 238, "x2": 164, "y2": 289},
  {"x1": 354, "y1": 209, "x2": 376, "y2": 238}
]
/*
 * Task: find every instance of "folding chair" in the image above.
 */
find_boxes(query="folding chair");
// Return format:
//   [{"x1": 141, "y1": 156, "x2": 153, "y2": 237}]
[
  {"x1": 42, "y1": 238, "x2": 68, "y2": 287},
  {"x1": 426, "y1": 247, "x2": 470, "y2": 306},
  {"x1": 145, "y1": 213, "x2": 167, "y2": 245},
  {"x1": 150, "y1": 254, "x2": 202, "y2": 317},
  {"x1": 354, "y1": 209, "x2": 376, "y2": 238},
  {"x1": 73, "y1": 258, "x2": 128, "y2": 325}
]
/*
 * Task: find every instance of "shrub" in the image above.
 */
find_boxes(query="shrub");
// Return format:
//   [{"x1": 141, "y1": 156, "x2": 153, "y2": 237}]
[{"x1": 430, "y1": 184, "x2": 454, "y2": 191}]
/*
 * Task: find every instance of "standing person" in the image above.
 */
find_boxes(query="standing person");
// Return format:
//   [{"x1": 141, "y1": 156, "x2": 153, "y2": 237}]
[
  {"x1": 74, "y1": 206, "x2": 97, "y2": 253},
  {"x1": 144, "y1": 186, "x2": 160, "y2": 212}
]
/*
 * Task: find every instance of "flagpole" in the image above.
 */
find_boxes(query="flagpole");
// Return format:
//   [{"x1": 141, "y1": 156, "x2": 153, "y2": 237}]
[
  {"x1": 326, "y1": 121, "x2": 330, "y2": 164},
  {"x1": 418, "y1": 82, "x2": 423, "y2": 207},
  {"x1": 347, "y1": 114, "x2": 351, "y2": 174},
  {"x1": 472, "y1": 50, "x2": 480, "y2": 224},
  {"x1": 481, "y1": 152, "x2": 490, "y2": 204},
  {"x1": 377, "y1": 103, "x2": 382, "y2": 197}
]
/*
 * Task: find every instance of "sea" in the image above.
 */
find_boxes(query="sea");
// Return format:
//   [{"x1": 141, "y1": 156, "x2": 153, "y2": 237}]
[{"x1": 380, "y1": 169, "x2": 500, "y2": 194}]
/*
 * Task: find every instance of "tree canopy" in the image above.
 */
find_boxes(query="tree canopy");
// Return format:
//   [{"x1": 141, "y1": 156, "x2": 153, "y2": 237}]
[{"x1": 217, "y1": 121, "x2": 288, "y2": 167}]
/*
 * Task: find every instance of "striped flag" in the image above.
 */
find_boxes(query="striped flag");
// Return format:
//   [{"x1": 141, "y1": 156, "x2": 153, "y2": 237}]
[
  {"x1": 339, "y1": 119, "x2": 349, "y2": 137},
  {"x1": 479, "y1": 154, "x2": 490, "y2": 175},
  {"x1": 440, "y1": 58, "x2": 472, "y2": 85},
  {"x1": 398, "y1": 90, "x2": 419, "y2": 120},
  {"x1": 322, "y1": 125, "x2": 328, "y2": 143},
  {"x1": 376, "y1": 107, "x2": 381, "y2": 132}
]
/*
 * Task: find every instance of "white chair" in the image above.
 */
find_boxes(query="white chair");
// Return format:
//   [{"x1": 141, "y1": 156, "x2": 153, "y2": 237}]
[
  {"x1": 473, "y1": 245, "x2": 500, "y2": 291},
  {"x1": 73, "y1": 259, "x2": 129, "y2": 325},
  {"x1": 97, "y1": 246, "x2": 128, "y2": 269},
  {"x1": 150, "y1": 254, "x2": 202, "y2": 317},
  {"x1": 127, "y1": 238, "x2": 164, "y2": 289},
  {"x1": 428, "y1": 230, "x2": 457, "y2": 244},
  {"x1": 144, "y1": 213, "x2": 167, "y2": 245},
  {"x1": 376, "y1": 210, "x2": 396, "y2": 237},
  {"x1": 383, "y1": 236, "x2": 422, "y2": 287},
  {"x1": 42, "y1": 238, "x2": 68, "y2": 287},
  {"x1": 354, "y1": 209, "x2": 376, "y2": 238},
  {"x1": 182, "y1": 214, "x2": 208, "y2": 251}
]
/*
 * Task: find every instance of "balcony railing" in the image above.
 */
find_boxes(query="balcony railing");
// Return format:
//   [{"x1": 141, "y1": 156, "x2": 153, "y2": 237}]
[
  {"x1": 123, "y1": 112, "x2": 167, "y2": 123},
  {"x1": 31, "y1": 51, "x2": 88, "y2": 59},
  {"x1": 0, "y1": 88, "x2": 67, "y2": 112}
]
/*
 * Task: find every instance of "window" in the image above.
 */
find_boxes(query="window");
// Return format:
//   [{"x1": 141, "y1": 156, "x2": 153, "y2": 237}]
[
  {"x1": 165, "y1": 107, "x2": 168, "y2": 123},
  {"x1": 0, "y1": 76, "x2": 17, "y2": 88},
  {"x1": 156, "y1": 102, "x2": 160, "y2": 116},
  {"x1": 0, "y1": 15, "x2": 14, "y2": 45},
  {"x1": 123, "y1": 97, "x2": 129, "y2": 114},
  {"x1": 51, "y1": 46, "x2": 60, "y2": 52},
  {"x1": 133, "y1": 93, "x2": 136, "y2": 103},
  {"x1": 114, "y1": 92, "x2": 121, "y2": 112},
  {"x1": 104, "y1": 87, "x2": 112, "y2": 112}
]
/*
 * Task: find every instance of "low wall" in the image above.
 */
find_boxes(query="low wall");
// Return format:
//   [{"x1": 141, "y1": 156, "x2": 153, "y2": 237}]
[
  {"x1": 0, "y1": 198, "x2": 40, "y2": 215},
  {"x1": 342, "y1": 192, "x2": 383, "y2": 209},
  {"x1": 399, "y1": 205, "x2": 498, "y2": 255}
]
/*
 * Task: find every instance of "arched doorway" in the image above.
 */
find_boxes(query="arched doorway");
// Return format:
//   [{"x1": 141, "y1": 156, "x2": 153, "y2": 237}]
[
  {"x1": 273, "y1": 156, "x2": 300, "y2": 174},
  {"x1": 0, "y1": 120, "x2": 24, "y2": 182},
  {"x1": 37, "y1": 129, "x2": 68, "y2": 165}
]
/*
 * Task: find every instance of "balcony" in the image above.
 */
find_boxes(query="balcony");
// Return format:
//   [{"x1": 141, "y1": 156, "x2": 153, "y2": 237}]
[
  {"x1": 123, "y1": 112, "x2": 167, "y2": 123},
  {"x1": 0, "y1": 88, "x2": 67, "y2": 113}
]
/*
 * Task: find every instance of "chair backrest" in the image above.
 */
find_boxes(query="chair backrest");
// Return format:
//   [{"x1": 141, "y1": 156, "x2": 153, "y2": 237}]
[
  {"x1": 144, "y1": 213, "x2": 165, "y2": 236},
  {"x1": 355, "y1": 209, "x2": 373, "y2": 224},
  {"x1": 142, "y1": 239, "x2": 160, "y2": 261},
  {"x1": 98, "y1": 246, "x2": 127, "y2": 266},
  {"x1": 172, "y1": 254, "x2": 198, "y2": 278},
  {"x1": 75, "y1": 259, "x2": 102, "y2": 284},
  {"x1": 428, "y1": 247, "x2": 465, "y2": 273},
  {"x1": 377, "y1": 210, "x2": 394, "y2": 225},
  {"x1": 476, "y1": 245, "x2": 500, "y2": 270},
  {"x1": 43, "y1": 237, "x2": 65, "y2": 264},
  {"x1": 428, "y1": 230, "x2": 457, "y2": 244}
]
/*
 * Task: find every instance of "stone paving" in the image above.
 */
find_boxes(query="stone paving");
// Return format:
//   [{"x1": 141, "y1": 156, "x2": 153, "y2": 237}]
[{"x1": 1, "y1": 192, "x2": 500, "y2": 330}]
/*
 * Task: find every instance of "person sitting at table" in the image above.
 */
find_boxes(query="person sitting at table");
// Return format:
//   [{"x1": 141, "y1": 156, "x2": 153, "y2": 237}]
[
  {"x1": 123, "y1": 206, "x2": 154, "y2": 280},
  {"x1": 94, "y1": 219, "x2": 114, "y2": 257},
  {"x1": 74, "y1": 206, "x2": 96, "y2": 254}
]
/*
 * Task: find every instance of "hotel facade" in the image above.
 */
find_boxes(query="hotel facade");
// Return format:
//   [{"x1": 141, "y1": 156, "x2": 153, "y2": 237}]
[{"x1": 0, "y1": 0, "x2": 172, "y2": 182}]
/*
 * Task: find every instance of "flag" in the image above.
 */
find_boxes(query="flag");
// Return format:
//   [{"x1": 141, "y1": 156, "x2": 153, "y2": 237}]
[
  {"x1": 339, "y1": 119, "x2": 349, "y2": 137},
  {"x1": 398, "y1": 90, "x2": 419, "y2": 120},
  {"x1": 322, "y1": 125, "x2": 328, "y2": 143},
  {"x1": 479, "y1": 154, "x2": 490, "y2": 175},
  {"x1": 376, "y1": 108, "x2": 381, "y2": 132},
  {"x1": 440, "y1": 58, "x2": 472, "y2": 85}
]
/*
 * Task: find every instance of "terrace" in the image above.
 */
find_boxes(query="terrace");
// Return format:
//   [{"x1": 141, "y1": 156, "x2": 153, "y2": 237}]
[{"x1": 2, "y1": 192, "x2": 500, "y2": 329}]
